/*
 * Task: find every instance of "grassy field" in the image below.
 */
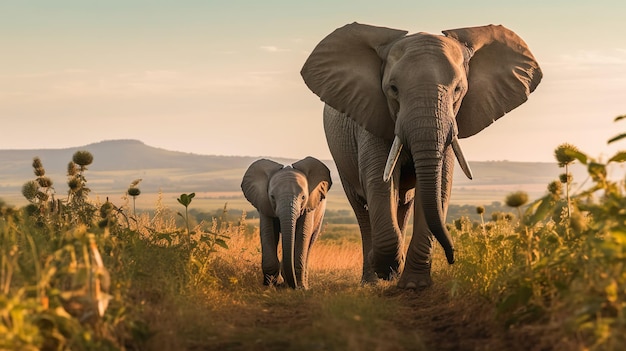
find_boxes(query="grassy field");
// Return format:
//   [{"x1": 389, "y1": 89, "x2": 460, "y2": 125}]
[
  {"x1": 3, "y1": 138, "x2": 626, "y2": 350},
  {"x1": 140, "y1": 229, "x2": 519, "y2": 351}
]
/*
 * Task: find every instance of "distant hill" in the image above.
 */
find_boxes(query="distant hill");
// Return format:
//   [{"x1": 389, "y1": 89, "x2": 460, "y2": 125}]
[{"x1": 0, "y1": 139, "x2": 586, "y2": 209}]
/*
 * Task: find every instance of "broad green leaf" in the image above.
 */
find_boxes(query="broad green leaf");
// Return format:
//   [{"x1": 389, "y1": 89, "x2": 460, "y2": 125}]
[
  {"x1": 525, "y1": 196, "x2": 553, "y2": 225},
  {"x1": 607, "y1": 151, "x2": 626, "y2": 163},
  {"x1": 563, "y1": 148, "x2": 588, "y2": 165},
  {"x1": 613, "y1": 114, "x2": 626, "y2": 122},
  {"x1": 177, "y1": 192, "x2": 195, "y2": 207},
  {"x1": 607, "y1": 133, "x2": 626, "y2": 145}
]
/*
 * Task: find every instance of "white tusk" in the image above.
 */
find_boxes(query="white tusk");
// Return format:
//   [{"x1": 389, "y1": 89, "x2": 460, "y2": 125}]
[
  {"x1": 452, "y1": 136, "x2": 473, "y2": 180},
  {"x1": 383, "y1": 136, "x2": 403, "y2": 183}
]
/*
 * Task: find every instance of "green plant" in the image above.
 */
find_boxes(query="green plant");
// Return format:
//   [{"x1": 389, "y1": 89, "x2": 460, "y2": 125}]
[
  {"x1": 177, "y1": 193, "x2": 195, "y2": 249},
  {"x1": 450, "y1": 114, "x2": 626, "y2": 349}
]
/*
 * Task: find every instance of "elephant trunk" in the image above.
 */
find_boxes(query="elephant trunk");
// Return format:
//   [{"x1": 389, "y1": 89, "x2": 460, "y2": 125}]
[
  {"x1": 278, "y1": 199, "x2": 305, "y2": 289},
  {"x1": 412, "y1": 149, "x2": 455, "y2": 264},
  {"x1": 398, "y1": 109, "x2": 456, "y2": 264}
]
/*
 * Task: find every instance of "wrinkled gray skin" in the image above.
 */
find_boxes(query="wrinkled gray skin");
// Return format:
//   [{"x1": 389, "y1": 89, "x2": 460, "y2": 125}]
[
  {"x1": 241, "y1": 157, "x2": 332, "y2": 289},
  {"x1": 301, "y1": 23, "x2": 542, "y2": 289}
]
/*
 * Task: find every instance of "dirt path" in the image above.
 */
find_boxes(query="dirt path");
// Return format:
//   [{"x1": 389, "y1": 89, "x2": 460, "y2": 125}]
[
  {"x1": 141, "y1": 239, "x2": 545, "y2": 351},
  {"x1": 181, "y1": 278, "x2": 539, "y2": 351}
]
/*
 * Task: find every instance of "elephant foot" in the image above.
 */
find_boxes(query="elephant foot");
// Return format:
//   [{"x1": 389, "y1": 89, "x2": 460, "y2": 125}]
[
  {"x1": 263, "y1": 273, "x2": 283, "y2": 287},
  {"x1": 370, "y1": 251, "x2": 402, "y2": 281},
  {"x1": 397, "y1": 271, "x2": 432, "y2": 290},
  {"x1": 360, "y1": 271, "x2": 379, "y2": 285}
]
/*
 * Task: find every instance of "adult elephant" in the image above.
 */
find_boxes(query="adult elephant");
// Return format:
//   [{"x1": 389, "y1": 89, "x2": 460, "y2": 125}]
[
  {"x1": 301, "y1": 23, "x2": 542, "y2": 289},
  {"x1": 241, "y1": 157, "x2": 332, "y2": 289}
]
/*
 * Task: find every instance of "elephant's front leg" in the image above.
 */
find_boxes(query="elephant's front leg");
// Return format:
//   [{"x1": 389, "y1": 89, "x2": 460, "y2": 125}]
[
  {"x1": 359, "y1": 141, "x2": 406, "y2": 279},
  {"x1": 259, "y1": 214, "x2": 281, "y2": 286}
]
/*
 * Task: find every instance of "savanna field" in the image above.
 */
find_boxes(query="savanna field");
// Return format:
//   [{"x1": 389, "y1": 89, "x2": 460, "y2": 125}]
[{"x1": 2, "y1": 118, "x2": 626, "y2": 351}]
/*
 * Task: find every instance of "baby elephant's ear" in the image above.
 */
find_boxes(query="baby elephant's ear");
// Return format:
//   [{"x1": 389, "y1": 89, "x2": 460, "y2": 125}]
[
  {"x1": 241, "y1": 159, "x2": 283, "y2": 216},
  {"x1": 292, "y1": 157, "x2": 332, "y2": 211},
  {"x1": 443, "y1": 24, "x2": 543, "y2": 138}
]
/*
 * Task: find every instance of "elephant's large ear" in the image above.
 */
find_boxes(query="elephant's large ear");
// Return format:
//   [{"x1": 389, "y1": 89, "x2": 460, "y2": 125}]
[
  {"x1": 443, "y1": 25, "x2": 543, "y2": 138},
  {"x1": 301, "y1": 22, "x2": 408, "y2": 140},
  {"x1": 292, "y1": 157, "x2": 332, "y2": 211},
  {"x1": 241, "y1": 159, "x2": 283, "y2": 217}
]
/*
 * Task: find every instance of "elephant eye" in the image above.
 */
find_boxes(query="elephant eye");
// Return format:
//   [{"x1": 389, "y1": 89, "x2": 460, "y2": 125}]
[{"x1": 389, "y1": 84, "x2": 399, "y2": 95}]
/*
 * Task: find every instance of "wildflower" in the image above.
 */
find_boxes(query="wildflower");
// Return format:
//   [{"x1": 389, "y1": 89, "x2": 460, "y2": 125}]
[
  {"x1": 68, "y1": 177, "x2": 81, "y2": 191},
  {"x1": 127, "y1": 187, "x2": 141, "y2": 197},
  {"x1": 505, "y1": 191, "x2": 528, "y2": 208},
  {"x1": 72, "y1": 151, "x2": 93, "y2": 167},
  {"x1": 32, "y1": 158, "x2": 47, "y2": 177},
  {"x1": 37, "y1": 176, "x2": 53, "y2": 188},
  {"x1": 559, "y1": 173, "x2": 572, "y2": 184},
  {"x1": 547, "y1": 180, "x2": 562, "y2": 199},
  {"x1": 554, "y1": 143, "x2": 579, "y2": 167},
  {"x1": 22, "y1": 181, "x2": 39, "y2": 201},
  {"x1": 67, "y1": 161, "x2": 79, "y2": 176}
]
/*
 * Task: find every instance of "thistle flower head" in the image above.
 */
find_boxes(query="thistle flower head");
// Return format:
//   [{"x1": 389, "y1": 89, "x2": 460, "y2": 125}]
[
  {"x1": 72, "y1": 150, "x2": 93, "y2": 167},
  {"x1": 100, "y1": 201, "x2": 115, "y2": 218},
  {"x1": 32, "y1": 157, "x2": 45, "y2": 176},
  {"x1": 559, "y1": 173, "x2": 572, "y2": 184},
  {"x1": 37, "y1": 176, "x2": 53, "y2": 188},
  {"x1": 32, "y1": 157, "x2": 43, "y2": 169},
  {"x1": 554, "y1": 143, "x2": 579, "y2": 167},
  {"x1": 67, "y1": 161, "x2": 78, "y2": 176},
  {"x1": 21, "y1": 181, "x2": 39, "y2": 201},
  {"x1": 547, "y1": 180, "x2": 562, "y2": 198},
  {"x1": 68, "y1": 176, "x2": 81, "y2": 191},
  {"x1": 127, "y1": 187, "x2": 141, "y2": 197},
  {"x1": 476, "y1": 206, "x2": 485, "y2": 215},
  {"x1": 36, "y1": 191, "x2": 49, "y2": 202},
  {"x1": 505, "y1": 191, "x2": 529, "y2": 208}
]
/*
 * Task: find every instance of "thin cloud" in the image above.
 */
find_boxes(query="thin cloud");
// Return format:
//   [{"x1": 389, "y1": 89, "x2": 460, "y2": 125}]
[
  {"x1": 559, "y1": 49, "x2": 626, "y2": 67},
  {"x1": 260, "y1": 45, "x2": 291, "y2": 53}
]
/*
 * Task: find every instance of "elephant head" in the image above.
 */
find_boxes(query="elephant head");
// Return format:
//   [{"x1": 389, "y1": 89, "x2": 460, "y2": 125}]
[
  {"x1": 241, "y1": 157, "x2": 332, "y2": 289},
  {"x1": 301, "y1": 23, "x2": 542, "y2": 264}
]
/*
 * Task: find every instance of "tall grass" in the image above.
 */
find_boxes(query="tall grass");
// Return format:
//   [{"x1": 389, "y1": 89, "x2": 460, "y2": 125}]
[{"x1": 448, "y1": 117, "x2": 626, "y2": 350}]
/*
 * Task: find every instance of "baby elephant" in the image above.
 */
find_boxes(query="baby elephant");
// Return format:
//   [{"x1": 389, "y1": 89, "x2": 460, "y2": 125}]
[{"x1": 241, "y1": 157, "x2": 332, "y2": 289}]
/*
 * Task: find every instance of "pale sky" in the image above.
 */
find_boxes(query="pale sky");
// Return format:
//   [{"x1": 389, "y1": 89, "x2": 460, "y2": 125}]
[{"x1": 1, "y1": 1, "x2": 625, "y2": 162}]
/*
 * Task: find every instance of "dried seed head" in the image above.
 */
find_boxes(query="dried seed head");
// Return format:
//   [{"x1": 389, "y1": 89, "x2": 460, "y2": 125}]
[
  {"x1": 547, "y1": 180, "x2": 562, "y2": 198},
  {"x1": 476, "y1": 206, "x2": 485, "y2": 215},
  {"x1": 21, "y1": 181, "x2": 39, "y2": 200},
  {"x1": 505, "y1": 191, "x2": 529, "y2": 208},
  {"x1": 127, "y1": 187, "x2": 141, "y2": 197},
  {"x1": 100, "y1": 201, "x2": 115, "y2": 218},
  {"x1": 554, "y1": 143, "x2": 579, "y2": 167},
  {"x1": 37, "y1": 176, "x2": 53, "y2": 188},
  {"x1": 67, "y1": 162, "x2": 78, "y2": 176},
  {"x1": 32, "y1": 157, "x2": 43, "y2": 169},
  {"x1": 34, "y1": 167, "x2": 45, "y2": 177},
  {"x1": 36, "y1": 191, "x2": 49, "y2": 202},
  {"x1": 72, "y1": 150, "x2": 93, "y2": 167},
  {"x1": 68, "y1": 177, "x2": 81, "y2": 191},
  {"x1": 559, "y1": 173, "x2": 572, "y2": 184}
]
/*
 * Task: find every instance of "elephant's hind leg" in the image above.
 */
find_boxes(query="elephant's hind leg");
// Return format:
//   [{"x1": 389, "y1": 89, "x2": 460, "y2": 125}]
[{"x1": 344, "y1": 188, "x2": 377, "y2": 284}]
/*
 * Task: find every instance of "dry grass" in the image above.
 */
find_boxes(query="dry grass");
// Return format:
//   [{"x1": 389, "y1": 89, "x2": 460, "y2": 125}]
[{"x1": 127, "y1": 219, "x2": 530, "y2": 351}]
